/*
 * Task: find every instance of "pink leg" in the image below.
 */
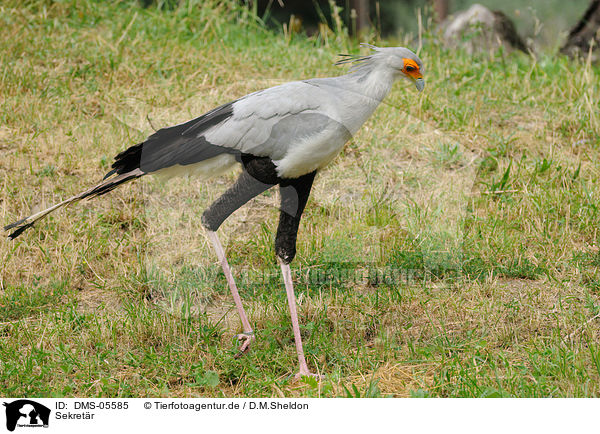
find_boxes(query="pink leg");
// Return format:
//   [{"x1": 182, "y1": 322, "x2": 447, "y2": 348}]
[
  {"x1": 206, "y1": 230, "x2": 254, "y2": 357},
  {"x1": 280, "y1": 260, "x2": 322, "y2": 380}
]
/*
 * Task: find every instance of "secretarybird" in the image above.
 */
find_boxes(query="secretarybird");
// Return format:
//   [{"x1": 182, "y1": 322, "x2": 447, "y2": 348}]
[{"x1": 5, "y1": 45, "x2": 424, "y2": 379}]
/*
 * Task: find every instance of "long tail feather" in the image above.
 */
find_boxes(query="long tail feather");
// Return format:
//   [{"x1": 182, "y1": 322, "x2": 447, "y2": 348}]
[{"x1": 4, "y1": 168, "x2": 144, "y2": 240}]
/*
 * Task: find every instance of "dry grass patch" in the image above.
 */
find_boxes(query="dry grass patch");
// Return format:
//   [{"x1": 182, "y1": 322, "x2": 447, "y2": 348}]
[{"x1": 1, "y1": 1, "x2": 600, "y2": 397}]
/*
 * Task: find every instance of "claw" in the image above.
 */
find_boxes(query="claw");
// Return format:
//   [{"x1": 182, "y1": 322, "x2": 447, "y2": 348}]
[
  {"x1": 234, "y1": 331, "x2": 255, "y2": 358},
  {"x1": 294, "y1": 371, "x2": 325, "y2": 381}
]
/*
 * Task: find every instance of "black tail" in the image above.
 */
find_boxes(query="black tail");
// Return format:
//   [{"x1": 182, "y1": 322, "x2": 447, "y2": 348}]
[
  {"x1": 5, "y1": 99, "x2": 237, "y2": 240},
  {"x1": 4, "y1": 169, "x2": 143, "y2": 240}
]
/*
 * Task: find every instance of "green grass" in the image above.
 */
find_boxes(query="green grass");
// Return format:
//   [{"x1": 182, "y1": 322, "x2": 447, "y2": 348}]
[{"x1": 1, "y1": 0, "x2": 600, "y2": 397}]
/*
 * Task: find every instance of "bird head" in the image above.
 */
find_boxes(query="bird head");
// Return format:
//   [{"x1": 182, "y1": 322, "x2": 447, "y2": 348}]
[
  {"x1": 337, "y1": 45, "x2": 425, "y2": 92},
  {"x1": 373, "y1": 46, "x2": 425, "y2": 92}
]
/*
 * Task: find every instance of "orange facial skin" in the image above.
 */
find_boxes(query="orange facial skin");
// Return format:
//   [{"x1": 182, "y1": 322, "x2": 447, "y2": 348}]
[{"x1": 402, "y1": 58, "x2": 423, "y2": 79}]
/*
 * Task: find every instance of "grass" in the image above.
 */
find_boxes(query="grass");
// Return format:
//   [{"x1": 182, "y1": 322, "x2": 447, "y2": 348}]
[{"x1": 1, "y1": 0, "x2": 600, "y2": 397}]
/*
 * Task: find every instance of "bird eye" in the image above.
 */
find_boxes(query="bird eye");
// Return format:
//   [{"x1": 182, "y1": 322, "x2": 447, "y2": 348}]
[{"x1": 405, "y1": 65, "x2": 416, "y2": 72}]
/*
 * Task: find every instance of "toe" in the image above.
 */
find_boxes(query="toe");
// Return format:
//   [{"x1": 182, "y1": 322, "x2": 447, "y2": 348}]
[{"x1": 294, "y1": 372, "x2": 325, "y2": 381}]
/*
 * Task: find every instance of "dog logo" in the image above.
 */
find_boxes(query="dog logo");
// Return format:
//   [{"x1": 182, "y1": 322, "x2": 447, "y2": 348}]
[{"x1": 3, "y1": 400, "x2": 50, "y2": 432}]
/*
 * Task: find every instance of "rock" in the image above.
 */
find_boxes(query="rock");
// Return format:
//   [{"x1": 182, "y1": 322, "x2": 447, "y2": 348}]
[
  {"x1": 561, "y1": 0, "x2": 600, "y2": 62},
  {"x1": 443, "y1": 4, "x2": 528, "y2": 54}
]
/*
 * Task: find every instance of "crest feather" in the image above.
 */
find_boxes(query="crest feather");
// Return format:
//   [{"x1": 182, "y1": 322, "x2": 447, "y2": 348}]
[{"x1": 334, "y1": 44, "x2": 380, "y2": 70}]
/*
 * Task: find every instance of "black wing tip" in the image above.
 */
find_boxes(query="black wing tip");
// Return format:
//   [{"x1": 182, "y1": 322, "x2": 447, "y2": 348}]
[
  {"x1": 108, "y1": 100, "x2": 236, "y2": 177},
  {"x1": 181, "y1": 101, "x2": 234, "y2": 136}
]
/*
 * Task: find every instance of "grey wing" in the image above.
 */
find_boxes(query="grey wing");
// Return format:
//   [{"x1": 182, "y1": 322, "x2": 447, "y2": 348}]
[
  {"x1": 204, "y1": 81, "x2": 342, "y2": 157},
  {"x1": 108, "y1": 81, "x2": 343, "y2": 178}
]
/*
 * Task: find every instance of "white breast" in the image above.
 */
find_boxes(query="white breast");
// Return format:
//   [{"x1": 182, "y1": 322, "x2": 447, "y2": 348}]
[{"x1": 273, "y1": 121, "x2": 351, "y2": 178}]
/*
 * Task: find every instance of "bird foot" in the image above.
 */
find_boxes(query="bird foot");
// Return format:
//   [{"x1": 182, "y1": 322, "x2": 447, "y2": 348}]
[
  {"x1": 234, "y1": 331, "x2": 255, "y2": 359},
  {"x1": 294, "y1": 371, "x2": 325, "y2": 381}
]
